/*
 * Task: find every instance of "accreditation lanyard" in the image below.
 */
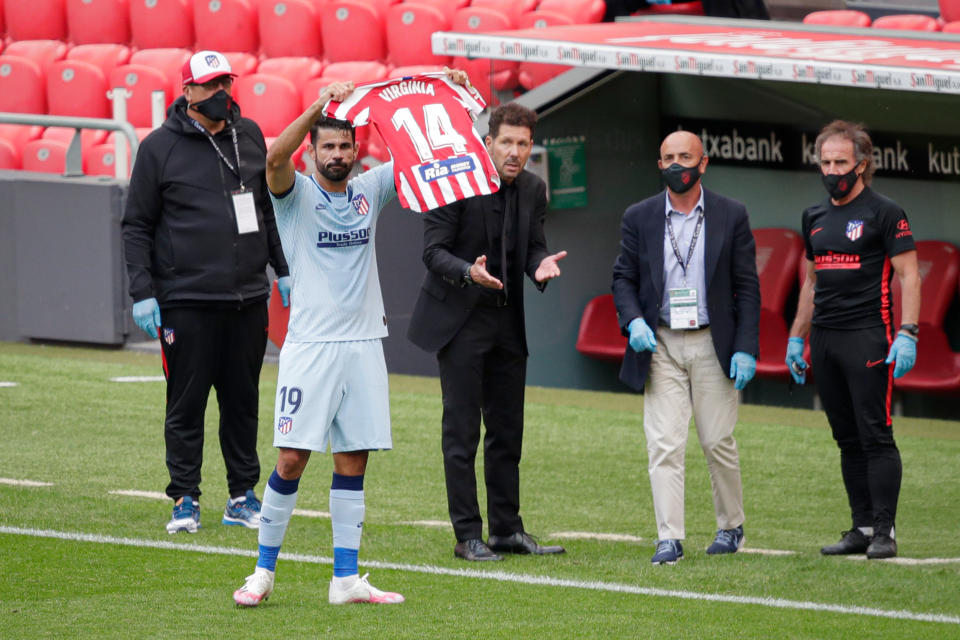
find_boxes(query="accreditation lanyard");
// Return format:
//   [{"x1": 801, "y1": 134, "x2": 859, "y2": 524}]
[
  {"x1": 189, "y1": 119, "x2": 244, "y2": 191},
  {"x1": 665, "y1": 208, "x2": 704, "y2": 287}
]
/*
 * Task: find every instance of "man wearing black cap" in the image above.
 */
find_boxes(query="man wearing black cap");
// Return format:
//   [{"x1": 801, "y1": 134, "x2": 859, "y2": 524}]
[{"x1": 122, "y1": 50, "x2": 291, "y2": 535}]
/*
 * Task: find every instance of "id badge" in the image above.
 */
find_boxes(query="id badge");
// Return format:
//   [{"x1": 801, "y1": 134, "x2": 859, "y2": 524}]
[
  {"x1": 669, "y1": 287, "x2": 699, "y2": 330},
  {"x1": 232, "y1": 190, "x2": 259, "y2": 235}
]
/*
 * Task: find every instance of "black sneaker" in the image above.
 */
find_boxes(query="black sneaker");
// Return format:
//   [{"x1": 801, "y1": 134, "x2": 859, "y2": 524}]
[
  {"x1": 866, "y1": 534, "x2": 898, "y2": 559},
  {"x1": 820, "y1": 529, "x2": 870, "y2": 555}
]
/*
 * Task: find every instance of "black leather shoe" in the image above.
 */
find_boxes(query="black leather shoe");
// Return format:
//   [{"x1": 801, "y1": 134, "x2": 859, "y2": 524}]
[
  {"x1": 487, "y1": 531, "x2": 565, "y2": 555},
  {"x1": 454, "y1": 538, "x2": 503, "y2": 561},
  {"x1": 866, "y1": 534, "x2": 898, "y2": 559},
  {"x1": 820, "y1": 529, "x2": 870, "y2": 555}
]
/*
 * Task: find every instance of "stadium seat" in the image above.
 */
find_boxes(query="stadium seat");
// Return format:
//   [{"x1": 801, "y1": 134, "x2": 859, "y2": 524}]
[
  {"x1": 386, "y1": 3, "x2": 452, "y2": 67},
  {"x1": 517, "y1": 11, "x2": 574, "y2": 90},
  {"x1": 871, "y1": 14, "x2": 940, "y2": 31},
  {"x1": 575, "y1": 294, "x2": 627, "y2": 362},
  {"x1": 531, "y1": 0, "x2": 606, "y2": 24},
  {"x1": 0, "y1": 138, "x2": 21, "y2": 170},
  {"x1": 471, "y1": 0, "x2": 538, "y2": 23},
  {"x1": 67, "y1": 43, "x2": 132, "y2": 77},
  {"x1": 452, "y1": 6, "x2": 519, "y2": 102},
  {"x1": 802, "y1": 10, "x2": 871, "y2": 27},
  {"x1": 66, "y1": 0, "x2": 131, "y2": 45},
  {"x1": 48, "y1": 59, "x2": 113, "y2": 118},
  {"x1": 42, "y1": 126, "x2": 109, "y2": 154},
  {"x1": 631, "y1": 1, "x2": 704, "y2": 17},
  {"x1": 259, "y1": 0, "x2": 323, "y2": 58},
  {"x1": 222, "y1": 51, "x2": 259, "y2": 78},
  {"x1": 0, "y1": 4, "x2": 5, "y2": 40},
  {"x1": 110, "y1": 49, "x2": 191, "y2": 128},
  {"x1": 130, "y1": 0, "x2": 194, "y2": 49},
  {"x1": 233, "y1": 73, "x2": 301, "y2": 137},
  {"x1": 4, "y1": 40, "x2": 70, "y2": 74},
  {"x1": 400, "y1": 0, "x2": 466, "y2": 21},
  {"x1": 890, "y1": 240, "x2": 960, "y2": 394},
  {"x1": 267, "y1": 278, "x2": 289, "y2": 348},
  {"x1": 0, "y1": 125, "x2": 44, "y2": 152},
  {"x1": 194, "y1": 0, "x2": 259, "y2": 53},
  {"x1": 0, "y1": 56, "x2": 47, "y2": 114},
  {"x1": 257, "y1": 56, "x2": 324, "y2": 87},
  {"x1": 21, "y1": 138, "x2": 69, "y2": 174},
  {"x1": 4, "y1": 0, "x2": 67, "y2": 41},
  {"x1": 753, "y1": 228, "x2": 804, "y2": 379},
  {"x1": 313, "y1": 60, "x2": 388, "y2": 89},
  {"x1": 321, "y1": 0, "x2": 388, "y2": 62},
  {"x1": 388, "y1": 64, "x2": 444, "y2": 78},
  {"x1": 941, "y1": 0, "x2": 960, "y2": 23},
  {"x1": 130, "y1": 47, "x2": 191, "y2": 93}
]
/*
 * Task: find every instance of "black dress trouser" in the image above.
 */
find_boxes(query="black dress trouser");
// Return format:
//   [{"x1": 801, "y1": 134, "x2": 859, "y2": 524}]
[
  {"x1": 437, "y1": 304, "x2": 527, "y2": 542},
  {"x1": 159, "y1": 302, "x2": 268, "y2": 502},
  {"x1": 811, "y1": 324, "x2": 901, "y2": 535}
]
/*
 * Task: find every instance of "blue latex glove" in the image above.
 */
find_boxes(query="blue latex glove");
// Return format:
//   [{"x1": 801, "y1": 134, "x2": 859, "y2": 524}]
[
  {"x1": 885, "y1": 334, "x2": 917, "y2": 379},
  {"x1": 648, "y1": 0, "x2": 672, "y2": 4},
  {"x1": 785, "y1": 337, "x2": 807, "y2": 385},
  {"x1": 628, "y1": 317, "x2": 657, "y2": 353},
  {"x1": 132, "y1": 298, "x2": 161, "y2": 339},
  {"x1": 277, "y1": 276, "x2": 292, "y2": 308},
  {"x1": 729, "y1": 351, "x2": 756, "y2": 391}
]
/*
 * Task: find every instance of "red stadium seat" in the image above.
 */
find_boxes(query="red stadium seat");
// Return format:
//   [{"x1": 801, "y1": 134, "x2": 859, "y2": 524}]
[
  {"x1": 259, "y1": 0, "x2": 323, "y2": 58},
  {"x1": 315, "y1": 60, "x2": 388, "y2": 87},
  {"x1": 233, "y1": 73, "x2": 301, "y2": 137},
  {"x1": 388, "y1": 64, "x2": 443, "y2": 78},
  {"x1": 83, "y1": 128, "x2": 150, "y2": 176},
  {"x1": 452, "y1": 6, "x2": 519, "y2": 102},
  {"x1": 67, "y1": 43, "x2": 132, "y2": 77},
  {"x1": 4, "y1": 0, "x2": 67, "y2": 41},
  {"x1": 110, "y1": 49, "x2": 190, "y2": 129},
  {"x1": 4, "y1": 40, "x2": 70, "y2": 74},
  {"x1": 0, "y1": 138, "x2": 21, "y2": 170},
  {"x1": 575, "y1": 294, "x2": 627, "y2": 362},
  {"x1": 130, "y1": 0, "x2": 194, "y2": 49},
  {"x1": 221, "y1": 51, "x2": 259, "y2": 78},
  {"x1": 631, "y1": 1, "x2": 704, "y2": 17},
  {"x1": 891, "y1": 241, "x2": 960, "y2": 394},
  {"x1": 321, "y1": 0, "x2": 388, "y2": 62},
  {"x1": 400, "y1": 0, "x2": 466, "y2": 22},
  {"x1": 194, "y1": 0, "x2": 259, "y2": 53},
  {"x1": 517, "y1": 12, "x2": 574, "y2": 90},
  {"x1": 0, "y1": 4, "x2": 5, "y2": 39},
  {"x1": 0, "y1": 125, "x2": 44, "y2": 151},
  {"x1": 257, "y1": 56, "x2": 324, "y2": 87},
  {"x1": 0, "y1": 56, "x2": 47, "y2": 114},
  {"x1": 48, "y1": 60, "x2": 113, "y2": 118},
  {"x1": 471, "y1": 0, "x2": 538, "y2": 23},
  {"x1": 534, "y1": 0, "x2": 606, "y2": 24},
  {"x1": 42, "y1": 126, "x2": 109, "y2": 154},
  {"x1": 941, "y1": 0, "x2": 960, "y2": 23},
  {"x1": 386, "y1": 3, "x2": 452, "y2": 67},
  {"x1": 130, "y1": 47, "x2": 191, "y2": 94},
  {"x1": 872, "y1": 14, "x2": 940, "y2": 31},
  {"x1": 21, "y1": 138, "x2": 68, "y2": 173},
  {"x1": 753, "y1": 228, "x2": 804, "y2": 379},
  {"x1": 267, "y1": 278, "x2": 289, "y2": 348},
  {"x1": 802, "y1": 10, "x2": 871, "y2": 27},
  {"x1": 943, "y1": 20, "x2": 960, "y2": 33},
  {"x1": 66, "y1": 0, "x2": 131, "y2": 45}
]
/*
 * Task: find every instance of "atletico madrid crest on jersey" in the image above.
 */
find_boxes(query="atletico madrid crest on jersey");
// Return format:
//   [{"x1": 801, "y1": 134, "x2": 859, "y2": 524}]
[
  {"x1": 163, "y1": 328, "x2": 175, "y2": 345},
  {"x1": 278, "y1": 416, "x2": 293, "y2": 435},
  {"x1": 352, "y1": 193, "x2": 370, "y2": 216},
  {"x1": 846, "y1": 220, "x2": 864, "y2": 241}
]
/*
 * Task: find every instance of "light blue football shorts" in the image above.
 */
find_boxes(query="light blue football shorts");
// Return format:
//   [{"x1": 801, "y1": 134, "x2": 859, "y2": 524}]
[{"x1": 273, "y1": 339, "x2": 392, "y2": 453}]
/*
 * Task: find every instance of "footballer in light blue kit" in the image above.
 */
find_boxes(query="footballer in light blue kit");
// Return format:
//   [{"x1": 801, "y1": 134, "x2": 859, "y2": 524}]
[{"x1": 231, "y1": 72, "x2": 477, "y2": 607}]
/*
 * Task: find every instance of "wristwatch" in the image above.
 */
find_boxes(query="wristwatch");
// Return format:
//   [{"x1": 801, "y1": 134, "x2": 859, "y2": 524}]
[
  {"x1": 461, "y1": 263, "x2": 474, "y2": 286},
  {"x1": 899, "y1": 323, "x2": 919, "y2": 338}
]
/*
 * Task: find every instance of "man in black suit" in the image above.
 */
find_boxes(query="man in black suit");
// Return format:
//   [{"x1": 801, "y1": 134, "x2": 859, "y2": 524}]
[
  {"x1": 612, "y1": 130, "x2": 760, "y2": 565},
  {"x1": 408, "y1": 103, "x2": 568, "y2": 562}
]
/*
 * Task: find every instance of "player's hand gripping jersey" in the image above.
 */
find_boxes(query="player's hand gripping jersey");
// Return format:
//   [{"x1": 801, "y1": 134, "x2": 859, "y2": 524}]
[{"x1": 322, "y1": 73, "x2": 500, "y2": 212}]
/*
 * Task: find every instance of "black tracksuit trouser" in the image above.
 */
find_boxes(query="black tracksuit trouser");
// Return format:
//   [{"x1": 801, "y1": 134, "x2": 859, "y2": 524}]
[{"x1": 159, "y1": 302, "x2": 268, "y2": 502}]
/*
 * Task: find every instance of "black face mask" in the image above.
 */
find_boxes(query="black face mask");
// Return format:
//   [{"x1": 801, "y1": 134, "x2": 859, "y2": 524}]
[
  {"x1": 190, "y1": 89, "x2": 232, "y2": 122},
  {"x1": 661, "y1": 161, "x2": 701, "y2": 194},
  {"x1": 821, "y1": 166, "x2": 860, "y2": 200}
]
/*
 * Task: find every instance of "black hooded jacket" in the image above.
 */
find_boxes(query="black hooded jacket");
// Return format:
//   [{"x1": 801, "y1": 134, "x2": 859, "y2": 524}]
[{"x1": 122, "y1": 95, "x2": 288, "y2": 308}]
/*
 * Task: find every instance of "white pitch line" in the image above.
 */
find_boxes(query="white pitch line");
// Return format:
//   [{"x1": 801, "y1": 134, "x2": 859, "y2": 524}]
[
  {"x1": 399, "y1": 520, "x2": 452, "y2": 528},
  {"x1": 292, "y1": 509, "x2": 330, "y2": 519},
  {"x1": 740, "y1": 547, "x2": 797, "y2": 556},
  {"x1": 0, "y1": 478, "x2": 53, "y2": 487},
  {"x1": 0, "y1": 381, "x2": 19, "y2": 387},
  {"x1": 0, "y1": 525, "x2": 957, "y2": 625},
  {"x1": 110, "y1": 376, "x2": 166, "y2": 383},
  {"x1": 847, "y1": 556, "x2": 960, "y2": 566},
  {"x1": 550, "y1": 531, "x2": 644, "y2": 543}
]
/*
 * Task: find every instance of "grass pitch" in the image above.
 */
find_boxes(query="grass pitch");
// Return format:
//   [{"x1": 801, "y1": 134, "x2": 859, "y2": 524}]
[{"x1": 0, "y1": 342, "x2": 958, "y2": 639}]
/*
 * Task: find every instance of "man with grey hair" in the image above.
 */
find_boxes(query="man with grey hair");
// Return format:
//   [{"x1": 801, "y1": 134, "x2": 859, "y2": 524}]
[{"x1": 786, "y1": 120, "x2": 920, "y2": 560}]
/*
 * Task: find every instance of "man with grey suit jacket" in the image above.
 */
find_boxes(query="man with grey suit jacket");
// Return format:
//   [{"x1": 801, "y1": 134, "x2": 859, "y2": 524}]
[{"x1": 408, "y1": 103, "x2": 567, "y2": 562}]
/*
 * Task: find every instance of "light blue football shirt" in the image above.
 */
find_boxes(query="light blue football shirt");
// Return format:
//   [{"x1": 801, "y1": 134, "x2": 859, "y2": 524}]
[{"x1": 271, "y1": 162, "x2": 397, "y2": 342}]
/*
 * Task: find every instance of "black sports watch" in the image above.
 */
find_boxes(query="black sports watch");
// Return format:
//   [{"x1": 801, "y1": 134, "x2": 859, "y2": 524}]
[
  {"x1": 899, "y1": 323, "x2": 919, "y2": 338},
  {"x1": 462, "y1": 263, "x2": 474, "y2": 286}
]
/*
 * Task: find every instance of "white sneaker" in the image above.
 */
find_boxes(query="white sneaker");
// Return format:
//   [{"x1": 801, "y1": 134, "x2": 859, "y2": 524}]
[
  {"x1": 328, "y1": 573, "x2": 404, "y2": 605},
  {"x1": 233, "y1": 568, "x2": 275, "y2": 607},
  {"x1": 165, "y1": 497, "x2": 200, "y2": 534}
]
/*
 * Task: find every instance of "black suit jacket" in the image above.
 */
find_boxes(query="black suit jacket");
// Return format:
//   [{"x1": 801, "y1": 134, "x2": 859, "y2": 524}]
[
  {"x1": 612, "y1": 187, "x2": 761, "y2": 392},
  {"x1": 408, "y1": 170, "x2": 550, "y2": 354}
]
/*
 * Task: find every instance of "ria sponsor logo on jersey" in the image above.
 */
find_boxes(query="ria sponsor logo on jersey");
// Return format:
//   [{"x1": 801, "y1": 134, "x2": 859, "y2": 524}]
[
  {"x1": 317, "y1": 228, "x2": 370, "y2": 248},
  {"x1": 419, "y1": 155, "x2": 476, "y2": 182}
]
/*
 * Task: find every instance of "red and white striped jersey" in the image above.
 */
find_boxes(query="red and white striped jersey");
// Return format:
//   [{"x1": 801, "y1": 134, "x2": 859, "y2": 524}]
[{"x1": 323, "y1": 73, "x2": 500, "y2": 213}]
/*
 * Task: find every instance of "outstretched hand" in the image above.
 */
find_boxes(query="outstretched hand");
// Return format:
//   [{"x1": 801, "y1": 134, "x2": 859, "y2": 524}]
[
  {"x1": 470, "y1": 255, "x2": 503, "y2": 290},
  {"x1": 443, "y1": 66, "x2": 471, "y2": 87},
  {"x1": 535, "y1": 251, "x2": 568, "y2": 283},
  {"x1": 317, "y1": 81, "x2": 355, "y2": 107}
]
